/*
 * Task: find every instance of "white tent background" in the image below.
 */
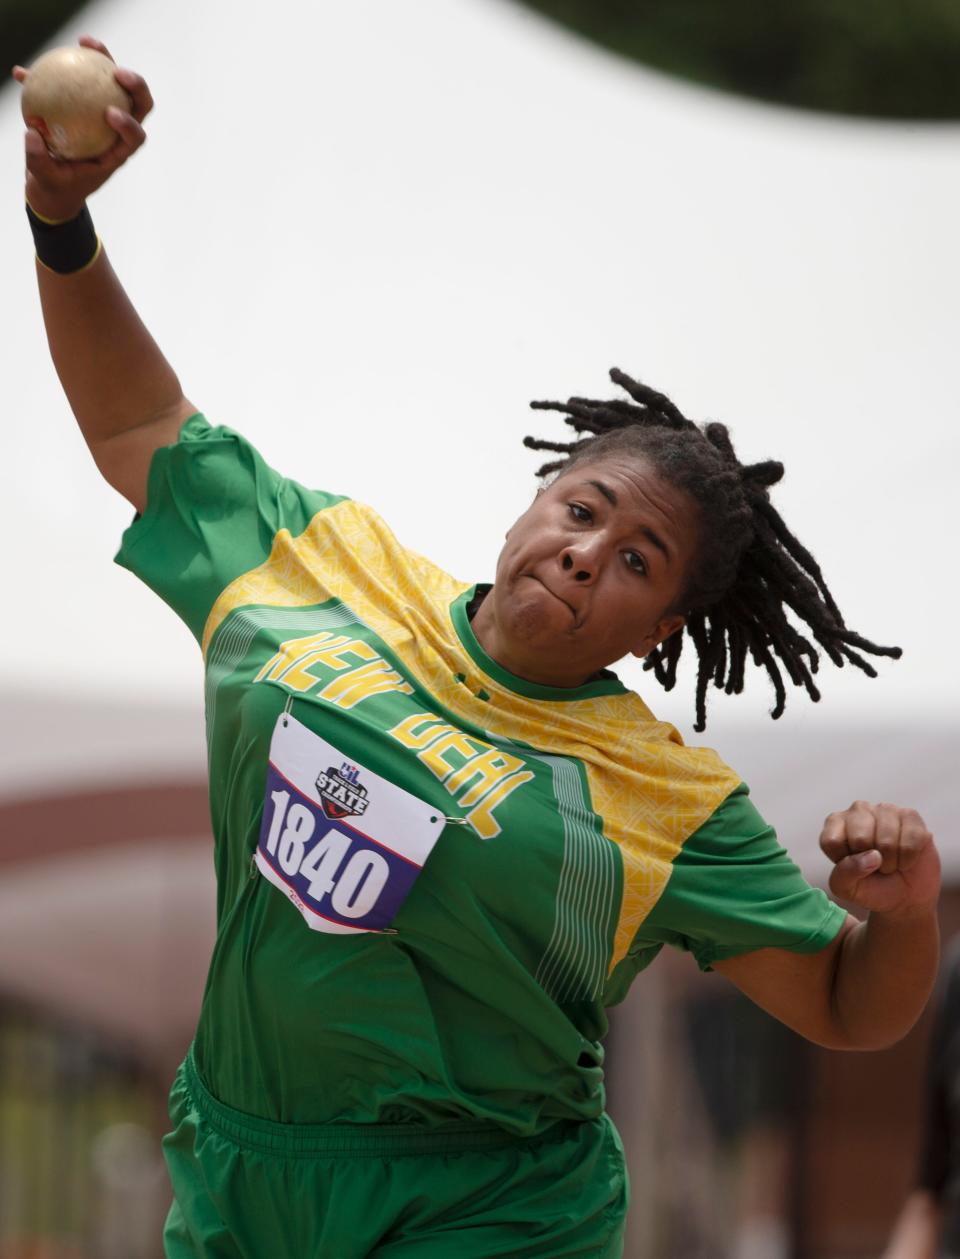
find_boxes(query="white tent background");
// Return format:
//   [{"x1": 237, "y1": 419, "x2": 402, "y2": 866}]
[{"x1": 0, "y1": 0, "x2": 957, "y2": 1238}]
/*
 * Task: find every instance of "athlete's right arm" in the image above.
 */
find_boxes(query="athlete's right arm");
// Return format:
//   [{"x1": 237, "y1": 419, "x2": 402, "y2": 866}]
[{"x1": 16, "y1": 36, "x2": 195, "y2": 515}]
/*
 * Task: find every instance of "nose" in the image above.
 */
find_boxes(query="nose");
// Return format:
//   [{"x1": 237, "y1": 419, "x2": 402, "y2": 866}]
[{"x1": 560, "y1": 542, "x2": 598, "y2": 583}]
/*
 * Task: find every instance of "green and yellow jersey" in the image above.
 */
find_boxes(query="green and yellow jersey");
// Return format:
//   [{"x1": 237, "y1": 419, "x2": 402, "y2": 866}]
[{"x1": 116, "y1": 416, "x2": 845, "y2": 1134}]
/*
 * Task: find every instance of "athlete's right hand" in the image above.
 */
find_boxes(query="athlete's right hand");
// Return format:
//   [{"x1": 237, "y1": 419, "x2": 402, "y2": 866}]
[{"x1": 13, "y1": 35, "x2": 152, "y2": 223}]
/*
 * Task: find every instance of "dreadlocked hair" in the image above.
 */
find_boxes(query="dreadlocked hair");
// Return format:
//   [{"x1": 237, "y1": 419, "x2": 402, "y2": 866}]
[{"x1": 524, "y1": 367, "x2": 901, "y2": 732}]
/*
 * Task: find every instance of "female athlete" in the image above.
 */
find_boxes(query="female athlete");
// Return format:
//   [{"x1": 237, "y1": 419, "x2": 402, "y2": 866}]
[{"x1": 16, "y1": 39, "x2": 940, "y2": 1259}]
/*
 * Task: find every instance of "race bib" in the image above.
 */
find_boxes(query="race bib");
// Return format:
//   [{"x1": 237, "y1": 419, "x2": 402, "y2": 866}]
[{"x1": 256, "y1": 714, "x2": 445, "y2": 934}]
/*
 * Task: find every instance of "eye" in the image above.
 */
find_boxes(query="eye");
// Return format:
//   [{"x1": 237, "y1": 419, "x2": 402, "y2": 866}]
[
  {"x1": 568, "y1": 502, "x2": 592, "y2": 523},
  {"x1": 624, "y1": 551, "x2": 647, "y2": 576}
]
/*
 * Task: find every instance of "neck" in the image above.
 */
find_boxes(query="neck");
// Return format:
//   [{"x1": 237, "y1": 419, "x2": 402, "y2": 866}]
[{"x1": 469, "y1": 587, "x2": 603, "y2": 689}]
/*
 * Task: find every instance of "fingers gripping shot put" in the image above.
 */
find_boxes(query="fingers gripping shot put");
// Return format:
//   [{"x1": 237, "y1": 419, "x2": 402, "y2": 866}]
[{"x1": 19, "y1": 41, "x2": 941, "y2": 1259}]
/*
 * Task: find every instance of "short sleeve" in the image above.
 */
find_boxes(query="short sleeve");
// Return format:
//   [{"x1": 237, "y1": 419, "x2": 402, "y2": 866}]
[
  {"x1": 632, "y1": 782, "x2": 847, "y2": 972},
  {"x1": 114, "y1": 414, "x2": 347, "y2": 644}
]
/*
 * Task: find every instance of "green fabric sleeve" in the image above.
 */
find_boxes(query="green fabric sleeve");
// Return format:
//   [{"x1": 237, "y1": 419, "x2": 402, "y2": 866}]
[
  {"x1": 633, "y1": 782, "x2": 847, "y2": 974},
  {"x1": 113, "y1": 414, "x2": 347, "y2": 643}
]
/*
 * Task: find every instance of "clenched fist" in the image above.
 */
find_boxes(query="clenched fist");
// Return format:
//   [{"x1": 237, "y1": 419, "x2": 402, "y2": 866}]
[{"x1": 821, "y1": 801, "x2": 939, "y2": 918}]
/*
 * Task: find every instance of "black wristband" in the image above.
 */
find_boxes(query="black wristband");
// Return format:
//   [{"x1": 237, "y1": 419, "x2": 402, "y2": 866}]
[{"x1": 26, "y1": 200, "x2": 101, "y2": 274}]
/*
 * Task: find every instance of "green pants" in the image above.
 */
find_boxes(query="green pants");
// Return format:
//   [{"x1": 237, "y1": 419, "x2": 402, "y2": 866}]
[{"x1": 162, "y1": 1051, "x2": 627, "y2": 1258}]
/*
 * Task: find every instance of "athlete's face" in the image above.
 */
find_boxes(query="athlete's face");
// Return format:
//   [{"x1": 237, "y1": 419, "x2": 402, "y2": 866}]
[{"x1": 472, "y1": 456, "x2": 700, "y2": 688}]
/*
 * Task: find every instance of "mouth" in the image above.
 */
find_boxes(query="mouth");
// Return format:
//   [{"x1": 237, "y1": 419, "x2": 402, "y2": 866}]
[{"x1": 525, "y1": 574, "x2": 577, "y2": 622}]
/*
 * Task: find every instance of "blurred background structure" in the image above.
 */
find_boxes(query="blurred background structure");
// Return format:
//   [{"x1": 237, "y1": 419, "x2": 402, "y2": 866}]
[
  {"x1": 2, "y1": 1, "x2": 958, "y2": 1256},
  {"x1": 8, "y1": 0, "x2": 960, "y2": 118}
]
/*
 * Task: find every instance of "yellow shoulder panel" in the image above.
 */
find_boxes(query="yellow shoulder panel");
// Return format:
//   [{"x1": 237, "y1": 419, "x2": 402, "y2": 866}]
[{"x1": 200, "y1": 499, "x2": 469, "y2": 657}]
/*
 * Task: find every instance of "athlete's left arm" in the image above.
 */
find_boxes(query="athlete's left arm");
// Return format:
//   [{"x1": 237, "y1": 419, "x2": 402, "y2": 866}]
[{"x1": 713, "y1": 802, "x2": 940, "y2": 1050}]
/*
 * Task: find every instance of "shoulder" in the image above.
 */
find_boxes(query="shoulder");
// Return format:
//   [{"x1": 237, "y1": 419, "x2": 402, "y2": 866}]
[{"x1": 603, "y1": 692, "x2": 745, "y2": 823}]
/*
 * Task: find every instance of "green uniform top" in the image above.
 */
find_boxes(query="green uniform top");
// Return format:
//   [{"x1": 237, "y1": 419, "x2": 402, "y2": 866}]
[{"x1": 116, "y1": 416, "x2": 846, "y2": 1134}]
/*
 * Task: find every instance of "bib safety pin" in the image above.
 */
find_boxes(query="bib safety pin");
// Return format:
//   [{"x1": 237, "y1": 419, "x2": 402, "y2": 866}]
[{"x1": 281, "y1": 695, "x2": 294, "y2": 728}]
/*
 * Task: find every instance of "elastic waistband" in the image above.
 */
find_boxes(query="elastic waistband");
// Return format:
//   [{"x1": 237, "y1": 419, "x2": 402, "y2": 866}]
[{"x1": 182, "y1": 1049, "x2": 579, "y2": 1158}]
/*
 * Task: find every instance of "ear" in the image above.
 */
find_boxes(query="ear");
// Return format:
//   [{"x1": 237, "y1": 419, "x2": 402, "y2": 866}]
[{"x1": 629, "y1": 614, "x2": 686, "y2": 660}]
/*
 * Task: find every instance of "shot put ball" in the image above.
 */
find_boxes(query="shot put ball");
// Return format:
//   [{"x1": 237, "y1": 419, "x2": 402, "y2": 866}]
[{"x1": 21, "y1": 46, "x2": 132, "y2": 160}]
